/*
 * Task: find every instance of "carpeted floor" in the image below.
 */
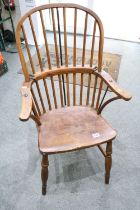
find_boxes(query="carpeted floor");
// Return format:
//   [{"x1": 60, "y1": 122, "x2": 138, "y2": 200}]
[{"x1": 0, "y1": 37, "x2": 140, "y2": 210}]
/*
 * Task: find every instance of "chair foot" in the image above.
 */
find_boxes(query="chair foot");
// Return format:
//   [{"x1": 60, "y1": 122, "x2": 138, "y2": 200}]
[
  {"x1": 42, "y1": 186, "x2": 47, "y2": 195},
  {"x1": 41, "y1": 154, "x2": 49, "y2": 196},
  {"x1": 105, "y1": 175, "x2": 110, "y2": 184},
  {"x1": 105, "y1": 141, "x2": 112, "y2": 184}
]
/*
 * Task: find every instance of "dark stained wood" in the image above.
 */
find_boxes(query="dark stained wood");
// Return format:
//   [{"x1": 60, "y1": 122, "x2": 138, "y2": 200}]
[
  {"x1": 41, "y1": 154, "x2": 49, "y2": 195},
  {"x1": 105, "y1": 141, "x2": 112, "y2": 184}
]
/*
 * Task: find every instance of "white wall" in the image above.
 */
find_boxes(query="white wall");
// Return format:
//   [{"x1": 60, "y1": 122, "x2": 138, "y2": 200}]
[{"x1": 92, "y1": 0, "x2": 140, "y2": 42}]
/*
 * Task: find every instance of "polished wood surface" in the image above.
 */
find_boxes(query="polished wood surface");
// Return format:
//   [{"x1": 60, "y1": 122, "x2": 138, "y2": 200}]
[
  {"x1": 38, "y1": 106, "x2": 116, "y2": 154},
  {"x1": 16, "y1": 3, "x2": 132, "y2": 195}
]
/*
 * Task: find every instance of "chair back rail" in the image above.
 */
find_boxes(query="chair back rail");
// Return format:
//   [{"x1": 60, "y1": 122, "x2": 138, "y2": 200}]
[
  {"x1": 16, "y1": 3, "x2": 104, "y2": 81},
  {"x1": 29, "y1": 67, "x2": 113, "y2": 117}
]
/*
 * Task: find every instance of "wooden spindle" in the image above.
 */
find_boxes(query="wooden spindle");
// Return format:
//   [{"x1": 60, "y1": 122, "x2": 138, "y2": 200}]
[
  {"x1": 63, "y1": 8, "x2": 68, "y2": 67},
  {"x1": 35, "y1": 81, "x2": 46, "y2": 113},
  {"x1": 86, "y1": 73, "x2": 91, "y2": 105},
  {"x1": 31, "y1": 88, "x2": 41, "y2": 115},
  {"x1": 73, "y1": 8, "x2": 77, "y2": 66},
  {"x1": 82, "y1": 12, "x2": 88, "y2": 66},
  {"x1": 80, "y1": 73, "x2": 83, "y2": 105},
  {"x1": 98, "y1": 86, "x2": 108, "y2": 113},
  {"x1": 58, "y1": 75, "x2": 64, "y2": 107},
  {"x1": 91, "y1": 75, "x2": 98, "y2": 108},
  {"x1": 50, "y1": 76, "x2": 57, "y2": 108},
  {"x1": 73, "y1": 73, "x2": 76, "y2": 105},
  {"x1": 32, "y1": 101, "x2": 38, "y2": 117},
  {"x1": 90, "y1": 20, "x2": 96, "y2": 67},
  {"x1": 56, "y1": 8, "x2": 66, "y2": 106},
  {"x1": 39, "y1": 10, "x2": 51, "y2": 69},
  {"x1": 43, "y1": 79, "x2": 52, "y2": 110},
  {"x1": 28, "y1": 15, "x2": 43, "y2": 71},
  {"x1": 22, "y1": 25, "x2": 35, "y2": 74},
  {"x1": 51, "y1": 8, "x2": 60, "y2": 68},
  {"x1": 66, "y1": 73, "x2": 70, "y2": 106},
  {"x1": 96, "y1": 79, "x2": 103, "y2": 109}
]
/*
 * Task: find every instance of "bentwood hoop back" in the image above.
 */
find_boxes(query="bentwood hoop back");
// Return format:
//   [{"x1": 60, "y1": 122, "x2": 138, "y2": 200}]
[{"x1": 16, "y1": 3, "x2": 132, "y2": 195}]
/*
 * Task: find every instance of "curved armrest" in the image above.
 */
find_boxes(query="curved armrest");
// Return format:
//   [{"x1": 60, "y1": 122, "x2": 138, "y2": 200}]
[
  {"x1": 100, "y1": 70, "x2": 132, "y2": 101},
  {"x1": 19, "y1": 81, "x2": 32, "y2": 121}
]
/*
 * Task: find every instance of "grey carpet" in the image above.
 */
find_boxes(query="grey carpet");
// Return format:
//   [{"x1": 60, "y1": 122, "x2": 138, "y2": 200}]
[{"x1": 0, "y1": 38, "x2": 140, "y2": 210}]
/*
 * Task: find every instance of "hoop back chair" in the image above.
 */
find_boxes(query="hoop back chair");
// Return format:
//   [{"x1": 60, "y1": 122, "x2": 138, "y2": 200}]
[{"x1": 16, "y1": 3, "x2": 132, "y2": 195}]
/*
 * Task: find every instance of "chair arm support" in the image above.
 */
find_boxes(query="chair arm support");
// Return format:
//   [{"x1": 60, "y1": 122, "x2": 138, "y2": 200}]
[
  {"x1": 100, "y1": 70, "x2": 132, "y2": 101},
  {"x1": 19, "y1": 81, "x2": 32, "y2": 121}
]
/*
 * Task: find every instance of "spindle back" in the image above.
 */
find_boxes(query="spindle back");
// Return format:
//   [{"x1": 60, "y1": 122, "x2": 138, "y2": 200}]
[{"x1": 16, "y1": 3, "x2": 104, "y2": 82}]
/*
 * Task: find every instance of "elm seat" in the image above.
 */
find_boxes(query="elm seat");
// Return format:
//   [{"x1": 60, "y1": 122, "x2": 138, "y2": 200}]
[{"x1": 39, "y1": 106, "x2": 117, "y2": 154}]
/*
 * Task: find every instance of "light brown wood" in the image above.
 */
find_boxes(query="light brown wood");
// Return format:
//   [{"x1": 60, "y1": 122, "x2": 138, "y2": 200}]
[
  {"x1": 90, "y1": 20, "x2": 96, "y2": 67},
  {"x1": 58, "y1": 75, "x2": 64, "y2": 107},
  {"x1": 29, "y1": 15, "x2": 43, "y2": 72},
  {"x1": 35, "y1": 81, "x2": 46, "y2": 113},
  {"x1": 38, "y1": 106, "x2": 117, "y2": 154},
  {"x1": 91, "y1": 75, "x2": 98, "y2": 107},
  {"x1": 50, "y1": 76, "x2": 57, "y2": 108},
  {"x1": 86, "y1": 73, "x2": 91, "y2": 105},
  {"x1": 63, "y1": 8, "x2": 68, "y2": 67},
  {"x1": 39, "y1": 10, "x2": 51, "y2": 69},
  {"x1": 16, "y1": 3, "x2": 132, "y2": 196},
  {"x1": 66, "y1": 73, "x2": 70, "y2": 106},
  {"x1": 31, "y1": 88, "x2": 41, "y2": 116},
  {"x1": 80, "y1": 73, "x2": 83, "y2": 105},
  {"x1": 51, "y1": 8, "x2": 60, "y2": 68},
  {"x1": 19, "y1": 82, "x2": 32, "y2": 121},
  {"x1": 32, "y1": 101, "x2": 38, "y2": 117},
  {"x1": 21, "y1": 25, "x2": 35, "y2": 74},
  {"x1": 73, "y1": 73, "x2": 76, "y2": 105},
  {"x1": 73, "y1": 8, "x2": 77, "y2": 67},
  {"x1": 82, "y1": 12, "x2": 88, "y2": 66},
  {"x1": 43, "y1": 79, "x2": 52, "y2": 110},
  {"x1": 96, "y1": 79, "x2": 103, "y2": 109},
  {"x1": 100, "y1": 70, "x2": 132, "y2": 100}
]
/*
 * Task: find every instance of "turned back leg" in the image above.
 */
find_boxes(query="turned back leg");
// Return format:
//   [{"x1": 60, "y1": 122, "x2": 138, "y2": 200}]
[
  {"x1": 105, "y1": 141, "x2": 112, "y2": 184},
  {"x1": 41, "y1": 154, "x2": 49, "y2": 195}
]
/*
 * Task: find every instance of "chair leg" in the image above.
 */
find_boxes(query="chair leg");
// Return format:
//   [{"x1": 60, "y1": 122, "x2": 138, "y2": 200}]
[
  {"x1": 41, "y1": 154, "x2": 49, "y2": 195},
  {"x1": 105, "y1": 141, "x2": 112, "y2": 184}
]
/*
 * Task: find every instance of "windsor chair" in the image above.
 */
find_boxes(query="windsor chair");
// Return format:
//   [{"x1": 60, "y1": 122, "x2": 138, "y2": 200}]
[{"x1": 16, "y1": 3, "x2": 132, "y2": 195}]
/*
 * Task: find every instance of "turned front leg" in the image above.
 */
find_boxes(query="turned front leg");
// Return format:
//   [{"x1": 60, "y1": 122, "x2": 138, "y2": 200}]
[
  {"x1": 41, "y1": 154, "x2": 49, "y2": 195},
  {"x1": 105, "y1": 141, "x2": 112, "y2": 184}
]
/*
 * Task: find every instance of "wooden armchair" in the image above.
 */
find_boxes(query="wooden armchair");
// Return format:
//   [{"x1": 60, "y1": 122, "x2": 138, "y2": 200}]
[{"x1": 16, "y1": 3, "x2": 132, "y2": 195}]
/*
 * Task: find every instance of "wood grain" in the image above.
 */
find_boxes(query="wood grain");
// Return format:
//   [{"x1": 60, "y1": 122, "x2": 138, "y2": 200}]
[{"x1": 38, "y1": 106, "x2": 117, "y2": 154}]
